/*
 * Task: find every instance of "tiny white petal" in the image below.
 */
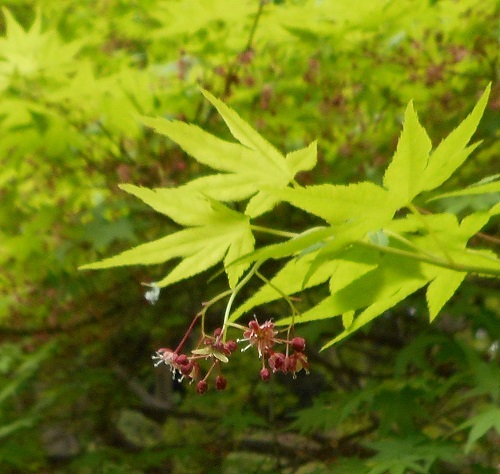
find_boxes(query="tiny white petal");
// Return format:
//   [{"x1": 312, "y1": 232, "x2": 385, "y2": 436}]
[{"x1": 145, "y1": 284, "x2": 160, "y2": 305}]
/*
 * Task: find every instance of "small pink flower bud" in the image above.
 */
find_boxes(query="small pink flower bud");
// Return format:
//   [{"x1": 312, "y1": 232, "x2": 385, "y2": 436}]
[
  {"x1": 225, "y1": 340, "x2": 238, "y2": 353},
  {"x1": 291, "y1": 337, "x2": 306, "y2": 353},
  {"x1": 213, "y1": 327, "x2": 222, "y2": 338},
  {"x1": 175, "y1": 354, "x2": 189, "y2": 365},
  {"x1": 260, "y1": 368, "x2": 271, "y2": 381},
  {"x1": 215, "y1": 375, "x2": 227, "y2": 391},
  {"x1": 196, "y1": 380, "x2": 208, "y2": 395},
  {"x1": 180, "y1": 362, "x2": 194, "y2": 376},
  {"x1": 268, "y1": 352, "x2": 286, "y2": 372}
]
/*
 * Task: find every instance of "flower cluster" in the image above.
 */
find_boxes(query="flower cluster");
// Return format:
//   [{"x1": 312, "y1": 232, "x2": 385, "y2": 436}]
[
  {"x1": 238, "y1": 317, "x2": 309, "y2": 381},
  {"x1": 152, "y1": 327, "x2": 238, "y2": 394},
  {"x1": 153, "y1": 317, "x2": 309, "y2": 394}
]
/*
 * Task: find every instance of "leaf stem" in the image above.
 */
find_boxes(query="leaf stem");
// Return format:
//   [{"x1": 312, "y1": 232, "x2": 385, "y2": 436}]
[
  {"x1": 384, "y1": 229, "x2": 443, "y2": 260},
  {"x1": 355, "y1": 240, "x2": 500, "y2": 277},
  {"x1": 222, "y1": 261, "x2": 263, "y2": 339},
  {"x1": 407, "y1": 203, "x2": 455, "y2": 264},
  {"x1": 256, "y1": 271, "x2": 299, "y2": 322},
  {"x1": 250, "y1": 225, "x2": 298, "y2": 239},
  {"x1": 197, "y1": 289, "x2": 233, "y2": 336},
  {"x1": 256, "y1": 270, "x2": 299, "y2": 343}
]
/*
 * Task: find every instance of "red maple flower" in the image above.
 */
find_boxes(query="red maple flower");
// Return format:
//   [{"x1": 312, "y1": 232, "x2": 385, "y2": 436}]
[{"x1": 239, "y1": 318, "x2": 278, "y2": 357}]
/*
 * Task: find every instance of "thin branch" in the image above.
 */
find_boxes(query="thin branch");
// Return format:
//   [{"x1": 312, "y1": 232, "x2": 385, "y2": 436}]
[
  {"x1": 476, "y1": 231, "x2": 500, "y2": 245},
  {"x1": 222, "y1": 0, "x2": 266, "y2": 98}
]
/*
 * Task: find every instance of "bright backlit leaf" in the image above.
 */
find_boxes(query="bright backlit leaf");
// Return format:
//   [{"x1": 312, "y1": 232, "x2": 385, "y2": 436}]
[
  {"x1": 426, "y1": 270, "x2": 466, "y2": 322},
  {"x1": 200, "y1": 89, "x2": 293, "y2": 179},
  {"x1": 268, "y1": 182, "x2": 396, "y2": 226},
  {"x1": 383, "y1": 101, "x2": 431, "y2": 205},
  {"x1": 427, "y1": 174, "x2": 500, "y2": 201},
  {"x1": 141, "y1": 91, "x2": 318, "y2": 217},
  {"x1": 421, "y1": 84, "x2": 491, "y2": 191},
  {"x1": 81, "y1": 191, "x2": 253, "y2": 289}
]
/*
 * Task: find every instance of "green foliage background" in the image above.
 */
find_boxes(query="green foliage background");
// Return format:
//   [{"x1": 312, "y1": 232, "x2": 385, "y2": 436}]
[{"x1": 0, "y1": 0, "x2": 499, "y2": 472}]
